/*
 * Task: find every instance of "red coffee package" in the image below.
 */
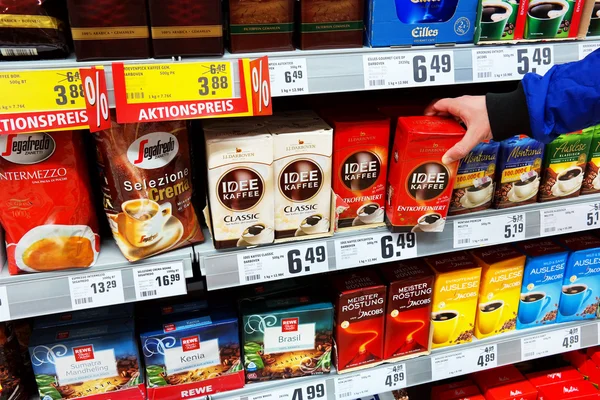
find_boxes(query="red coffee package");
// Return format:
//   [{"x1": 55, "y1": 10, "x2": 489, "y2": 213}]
[
  {"x1": 93, "y1": 118, "x2": 204, "y2": 261},
  {"x1": 0, "y1": 131, "x2": 100, "y2": 275}
]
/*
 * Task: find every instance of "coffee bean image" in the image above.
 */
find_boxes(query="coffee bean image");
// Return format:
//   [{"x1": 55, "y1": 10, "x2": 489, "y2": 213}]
[{"x1": 529, "y1": 3, "x2": 563, "y2": 19}]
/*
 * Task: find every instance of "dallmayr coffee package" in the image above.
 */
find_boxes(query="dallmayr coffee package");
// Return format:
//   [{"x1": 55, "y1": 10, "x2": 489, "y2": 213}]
[
  {"x1": 493, "y1": 135, "x2": 544, "y2": 209},
  {"x1": 539, "y1": 131, "x2": 592, "y2": 202},
  {"x1": 450, "y1": 140, "x2": 500, "y2": 215},
  {"x1": 386, "y1": 116, "x2": 465, "y2": 233},
  {"x1": 582, "y1": 125, "x2": 600, "y2": 195}
]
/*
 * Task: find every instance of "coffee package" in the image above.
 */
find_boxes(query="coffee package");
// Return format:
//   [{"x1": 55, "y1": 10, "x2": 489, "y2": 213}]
[
  {"x1": 526, "y1": 366, "x2": 583, "y2": 387},
  {"x1": 386, "y1": 116, "x2": 465, "y2": 233},
  {"x1": 425, "y1": 252, "x2": 482, "y2": 348},
  {"x1": 324, "y1": 110, "x2": 389, "y2": 230},
  {"x1": 66, "y1": 0, "x2": 151, "y2": 61},
  {"x1": 0, "y1": 0, "x2": 70, "y2": 59},
  {"x1": 486, "y1": 381, "x2": 538, "y2": 400},
  {"x1": 0, "y1": 323, "x2": 27, "y2": 400},
  {"x1": 450, "y1": 140, "x2": 500, "y2": 215},
  {"x1": 581, "y1": 126, "x2": 600, "y2": 195},
  {"x1": 298, "y1": 0, "x2": 364, "y2": 50},
  {"x1": 523, "y1": 0, "x2": 586, "y2": 39},
  {"x1": 476, "y1": 0, "x2": 523, "y2": 42},
  {"x1": 0, "y1": 131, "x2": 100, "y2": 275},
  {"x1": 331, "y1": 270, "x2": 386, "y2": 372},
  {"x1": 228, "y1": 0, "x2": 294, "y2": 53},
  {"x1": 539, "y1": 131, "x2": 592, "y2": 202},
  {"x1": 472, "y1": 365, "x2": 525, "y2": 393},
  {"x1": 379, "y1": 260, "x2": 434, "y2": 361},
  {"x1": 203, "y1": 121, "x2": 275, "y2": 249},
  {"x1": 539, "y1": 380, "x2": 597, "y2": 400},
  {"x1": 556, "y1": 234, "x2": 600, "y2": 323},
  {"x1": 94, "y1": 119, "x2": 204, "y2": 262},
  {"x1": 493, "y1": 135, "x2": 544, "y2": 209},
  {"x1": 471, "y1": 245, "x2": 525, "y2": 339},
  {"x1": 433, "y1": 384, "x2": 481, "y2": 400},
  {"x1": 148, "y1": 0, "x2": 223, "y2": 57},
  {"x1": 588, "y1": 1, "x2": 600, "y2": 36},
  {"x1": 515, "y1": 239, "x2": 568, "y2": 329}
]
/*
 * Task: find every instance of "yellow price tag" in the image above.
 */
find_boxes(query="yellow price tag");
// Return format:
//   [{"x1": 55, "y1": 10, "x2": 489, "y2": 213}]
[{"x1": 122, "y1": 62, "x2": 233, "y2": 104}]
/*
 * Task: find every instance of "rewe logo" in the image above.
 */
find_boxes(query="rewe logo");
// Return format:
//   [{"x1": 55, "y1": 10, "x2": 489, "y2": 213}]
[
  {"x1": 181, "y1": 335, "x2": 201, "y2": 352},
  {"x1": 73, "y1": 345, "x2": 94, "y2": 362},
  {"x1": 282, "y1": 318, "x2": 299, "y2": 332},
  {"x1": 127, "y1": 131, "x2": 179, "y2": 169},
  {"x1": 0, "y1": 133, "x2": 55, "y2": 164},
  {"x1": 163, "y1": 323, "x2": 176, "y2": 333}
]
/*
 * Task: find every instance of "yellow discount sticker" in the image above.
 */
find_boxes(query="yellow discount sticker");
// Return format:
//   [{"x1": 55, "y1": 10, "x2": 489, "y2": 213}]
[{"x1": 122, "y1": 62, "x2": 233, "y2": 104}]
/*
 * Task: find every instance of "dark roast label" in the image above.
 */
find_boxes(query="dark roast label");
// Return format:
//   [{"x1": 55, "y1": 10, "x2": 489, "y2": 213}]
[
  {"x1": 279, "y1": 159, "x2": 323, "y2": 202},
  {"x1": 218, "y1": 167, "x2": 264, "y2": 211},
  {"x1": 407, "y1": 162, "x2": 450, "y2": 200},
  {"x1": 341, "y1": 151, "x2": 381, "y2": 191}
]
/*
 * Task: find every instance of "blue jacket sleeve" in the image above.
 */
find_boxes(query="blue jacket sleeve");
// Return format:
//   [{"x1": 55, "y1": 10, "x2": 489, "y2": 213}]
[{"x1": 522, "y1": 47, "x2": 600, "y2": 143}]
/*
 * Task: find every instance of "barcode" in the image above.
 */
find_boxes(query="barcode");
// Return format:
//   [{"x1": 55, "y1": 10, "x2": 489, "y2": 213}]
[
  {"x1": 478, "y1": 72, "x2": 492, "y2": 79},
  {"x1": 1, "y1": 48, "x2": 38, "y2": 57},
  {"x1": 545, "y1": 227, "x2": 556, "y2": 233},
  {"x1": 338, "y1": 392, "x2": 353, "y2": 398},
  {"x1": 141, "y1": 290, "x2": 157, "y2": 297},
  {"x1": 458, "y1": 238, "x2": 470, "y2": 245},
  {"x1": 127, "y1": 92, "x2": 145, "y2": 100},
  {"x1": 524, "y1": 352, "x2": 535, "y2": 358},
  {"x1": 245, "y1": 274, "x2": 261, "y2": 282},
  {"x1": 75, "y1": 297, "x2": 93, "y2": 305},
  {"x1": 369, "y1": 79, "x2": 385, "y2": 86}
]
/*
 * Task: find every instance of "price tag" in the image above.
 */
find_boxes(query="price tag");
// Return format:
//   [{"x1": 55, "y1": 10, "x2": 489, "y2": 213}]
[
  {"x1": 68, "y1": 271, "x2": 125, "y2": 310},
  {"x1": 269, "y1": 58, "x2": 309, "y2": 96},
  {"x1": 0, "y1": 287, "x2": 10, "y2": 322},
  {"x1": 454, "y1": 213, "x2": 526, "y2": 248},
  {"x1": 363, "y1": 50, "x2": 454, "y2": 90},
  {"x1": 335, "y1": 232, "x2": 417, "y2": 270},
  {"x1": 133, "y1": 261, "x2": 187, "y2": 301},
  {"x1": 237, "y1": 242, "x2": 329, "y2": 284},
  {"x1": 521, "y1": 326, "x2": 581, "y2": 360},
  {"x1": 431, "y1": 344, "x2": 497, "y2": 381},
  {"x1": 515, "y1": 45, "x2": 554, "y2": 77},
  {"x1": 472, "y1": 48, "x2": 519, "y2": 82},
  {"x1": 579, "y1": 42, "x2": 600, "y2": 60},
  {"x1": 540, "y1": 201, "x2": 600, "y2": 236},
  {"x1": 249, "y1": 381, "x2": 327, "y2": 400},
  {"x1": 334, "y1": 364, "x2": 406, "y2": 400},
  {"x1": 0, "y1": 69, "x2": 88, "y2": 134}
]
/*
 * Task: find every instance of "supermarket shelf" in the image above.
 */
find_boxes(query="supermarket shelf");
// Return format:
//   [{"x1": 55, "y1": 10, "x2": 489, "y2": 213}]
[
  {"x1": 199, "y1": 193, "x2": 600, "y2": 291},
  {"x1": 0, "y1": 239, "x2": 194, "y2": 320},
  {"x1": 212, "y1": 319, "x2": 600, "y2": 400}
]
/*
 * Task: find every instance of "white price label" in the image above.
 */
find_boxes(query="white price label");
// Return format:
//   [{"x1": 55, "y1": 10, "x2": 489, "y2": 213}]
[
  {"x1": 0, "y1": 287, "x2": 10, "y2": 322},
  {"x1": 522, "y1": 326, "x2": 581, "y2": 360},
  {"x1": 431, "y1": 345, "x2": 498, "y2": 381},
  {"x1": 540, "y1": 202, "x2": 600, "y2": 236},
  {"x1": 133, "y1": 261, "x2": 186, "y2": 301},
  {"x1": 68, "y1": 271, "x2": 124, "y2": 310},
  {"x1": 579, "y1": 42, "x2": 600, "y2": 60},
  {"x1": 237, "y1": 241, "x2": 329, "y2": 284},
  {"x1": 515, "y1": 45, "x2": 554, "y2": 76},
  {"x1": 472, "y1": 48, "x2": 519, "y2": 82},
  {"x1": 454, "y1": 213, "x2": 526, "y2": 248},
  {"x1": 363, "y1": 50, "x2": 454, "y2": 90},
  {"x1": 334, "y1": 364, "x2": 406, "y2": 400},
  {"x1": 249, "y1": 380, "x2": 326, "y2": 400},
  {"x1": 269, "y1": 58, "x2": 309, "y2": 96},
  {"x1": 335, "y1": 232, "x2": 417, "y2": 269}
]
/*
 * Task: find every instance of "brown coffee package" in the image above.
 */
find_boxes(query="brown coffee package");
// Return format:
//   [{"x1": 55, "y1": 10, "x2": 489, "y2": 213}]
[
  {"x1": 66, "y1": 0, "x2": 150, "y2": 61},
  {"x1": 298, "y1": 0, "x2": 364, "y2": 50},
  {"x1": 93, "y1": 117, "x2": 204, "y2": 261},
  {"x1": 0, "y1": 0, "x2": 70, "y2": 59}
]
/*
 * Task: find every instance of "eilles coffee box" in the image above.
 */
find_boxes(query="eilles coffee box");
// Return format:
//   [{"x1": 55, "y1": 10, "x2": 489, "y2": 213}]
[
  {"x1": 29, "y1": 318, "x2": 146, "y2": 400},
  {"x1": 379, "y1": 260, "x2": 434, "y2": 361},
  {"x1": 365, "y1": 0, "x2": 478, "y2": 46},
  {"x1": 241, "y1": 295, "x2": 334, "y2": 383},
  {"x1": 139, "y1": 308, "x2": 243, "y2": 399},
  {"x1": 386, "y1": 116, "x2": 465, "y2": 233},
  {"x1": 332, "y1": 270, "x2": 386, "y2": 372},
  {"x1": 515, "y1": 239, "x2": 568, "y2": 329}
]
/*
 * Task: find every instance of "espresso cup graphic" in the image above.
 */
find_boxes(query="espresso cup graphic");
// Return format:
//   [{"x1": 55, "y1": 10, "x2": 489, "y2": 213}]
[
  {"x1": 466, "y1": 180, "x2": 493, "y2": 204},
  {"x1": 518, "y1": 292, "x2": 552, "y2": 324},
  {"x1": 557, "y1": 166, "x2": 583, "y2": 193},
  {"x1": 514, "y1": 173, "x2": 539, "y2": 198},
  {"x1": 431, "y1": 310, "x2": 459, "y2": 344},
  {"x1": 242, "y1": 223, "x2": 274, "y2": 245},
  {"x1": 526, "y1": 0, "x2": 569, "y2": 38},
  {"x1": 559, "y1": 284, "x2": 592, "y2": 316},
  {"x1": 418, "y1": 213, "x2": 444, "y2": 232},
  {"x1": 122, "y1": 199, "x2": 172, "y2": 248},
  {"x1": 481, "y1": 1, "x2": 514, "y2": 40},
  {"x1": 589, "y1": 1, "x2": 600, "y2": 36},
  {"x1": 357, "y1": 203, "x2": 384, "y2": 224},
  {"x1": 300, "y1": 214, "x2": 329, "y2": 235},
  {"x1": 478, "y1": 300, "x2": 505, "y2": 335}
]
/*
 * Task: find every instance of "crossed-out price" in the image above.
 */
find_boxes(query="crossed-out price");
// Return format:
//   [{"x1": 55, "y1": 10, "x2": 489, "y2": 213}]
[
  {"x1": 54, "y1": 71, "x2": 84, "y2": 106},
  {"x1": 287, "y1": 245, "x2": 327, "y2": 274},
  {"x1": 504, "y1": 214, "x2": 525, "y2": 239},
  {"x1": 517, "y1": 47, "x2": 553, "y2": 75},
  {"x1": 477, "y1": 346, "x2": 496, "y2": 368},
  {"x1": 562, "y1": 328, "x2": 580, "y2": 349},
  {"x1": 587, "y1": 203, "x2": 600, "y2": 227},
  {"x1": 385, "y1": 364, "x2": 406, "y2": 388},
  {"x1": 380, "y1": 233, "x2": 416, "y2": 259}
]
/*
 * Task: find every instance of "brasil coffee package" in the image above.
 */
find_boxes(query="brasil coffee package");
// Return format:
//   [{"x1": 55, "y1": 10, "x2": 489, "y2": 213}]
[
  {"x1": 0, "y1": 131, "x2": 100, "y2": 275},
  {"x1": 94, "y1": 118, "x2": 204, "y2": 262}
]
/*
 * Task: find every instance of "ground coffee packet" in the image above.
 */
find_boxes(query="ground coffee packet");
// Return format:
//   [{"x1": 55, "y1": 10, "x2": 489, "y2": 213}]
[
  {"x1": 93, "y1": 118, "x2": 204, "y2": 262},
  {"x1": 298, "y1": 0, "x2": 364, "y2": 50},
  {"x1": 581, "y1": 125, "x2": 600, "y2": 195}
]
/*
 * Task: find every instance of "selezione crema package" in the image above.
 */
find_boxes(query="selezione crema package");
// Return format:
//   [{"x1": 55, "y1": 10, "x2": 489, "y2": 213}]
[{"x1": 94, "y1": 118, "x2": 204, "y2": 261}]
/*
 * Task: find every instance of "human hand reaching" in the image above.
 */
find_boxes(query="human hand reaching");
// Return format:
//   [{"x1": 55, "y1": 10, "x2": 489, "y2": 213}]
[{"x1": 424, "y1": 95, "x2": 492, "y2": 165}]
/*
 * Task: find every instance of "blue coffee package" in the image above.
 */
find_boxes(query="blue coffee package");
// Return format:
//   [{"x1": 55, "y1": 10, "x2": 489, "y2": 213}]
[
  {"x1": 365, "y1": 0, "x2": 478, "y2": 46},
  {"x1": 556, "y1": 233, "x2": 600, "y2": 323},
  {"x1": 515, "y1": 239, "x2": 568, "y2": 329}
]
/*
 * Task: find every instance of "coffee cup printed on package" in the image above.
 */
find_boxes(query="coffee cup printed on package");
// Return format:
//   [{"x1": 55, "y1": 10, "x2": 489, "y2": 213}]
[{"x1": 479, "y1": 0, "x2": 519, "y2": 41}]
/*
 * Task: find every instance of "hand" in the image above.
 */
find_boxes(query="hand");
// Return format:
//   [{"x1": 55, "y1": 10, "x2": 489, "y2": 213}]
[{"x1": 424, "y1": 95, "x2": 492, "y2": 165}]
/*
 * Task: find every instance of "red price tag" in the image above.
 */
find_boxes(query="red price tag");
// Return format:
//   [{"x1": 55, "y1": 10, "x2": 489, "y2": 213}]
[
  {"x1": 250, "y1": 56, "x2": 272, "y2": 116},
  {"x1": 79, "y1": 67, "x2": 110, "y2": 132}
]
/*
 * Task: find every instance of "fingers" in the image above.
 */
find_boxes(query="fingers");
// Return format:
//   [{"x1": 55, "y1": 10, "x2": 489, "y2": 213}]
[
  {"x1": 424, "y1": 98, "x2": 458, "y2": 118},
  {"x1": 424, "y1": 99, "x2": 441, "y2": 116},
  {"x1": 441, "y1": 128, "x2": 485, "y2": 165}
]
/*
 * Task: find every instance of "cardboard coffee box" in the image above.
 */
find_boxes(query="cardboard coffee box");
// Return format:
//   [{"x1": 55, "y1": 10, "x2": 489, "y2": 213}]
[
  {"x1": 538, "y1": 380, "x2": 598, "y2": 400},
  {"x1": 588, "y1": 0, "x2": 600, "y2": 36},
  {"x1": 526, "y1": 366, "x2": 584, "y2": 387},
  {"x1": 476, "y1": 0, "x2": 524, "y2": 42},
  {"x1": 433, "y1": 384, "x2": 481, "y2": 400},
  {"x1": 486, "y1": 380, "x2": 538, "y2": 400},
  {"x1": 298, "y1": 0, "x2": 364, "y2": 50},
  {"x1": 472, "y1": 365, "x2": 525, "y2": 393},
  {"x1": 523, "y1": 0, "x2": 586, "y2": 39},
  {"x1": 581, "y1": 126, "x2": 600, "y2": 195}
]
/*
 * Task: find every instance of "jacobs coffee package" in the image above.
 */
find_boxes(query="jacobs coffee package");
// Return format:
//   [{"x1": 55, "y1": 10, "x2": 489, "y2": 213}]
[
  {"x1": 450, "y1": 140, "x2": 500, "y2": 215},
  {"x1": 298, "y1": 0, "x2": 364, "y2": 50},
  {"x1": 494, "y1": 135, "x2": 544, "y2": 209},
  {"x1": 523, "y1": 0, "x2": 586, "y2": 39},
  {"x1": 589, "y1": 1, "x2": 600, "y2": 36},
  {"x1": 0, "y1": 131, "x2": 100, "y2": 275},
  {"x1": 539, "y1": 131, "x2": 592, "y2": 202},
  {"x1": 581, "y1": 125, "x2": 600, "y2": 195},
  {"x1": 93, "y1": 118, "x2": 204, "y2": 262},
  {"x1": 476, "y1": 0, "x2": 523, "y2": 42},
  {"x1": 386, "y1": 116, "x2": 465, "y2": 233}
]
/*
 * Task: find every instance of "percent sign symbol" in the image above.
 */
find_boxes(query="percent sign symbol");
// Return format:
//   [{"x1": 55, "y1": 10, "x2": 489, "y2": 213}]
[
  {"x1": 251, "y1": 59, "x2": 270, "y2": 112},
  {"x1": 84, "y1": 70, "x2": 109, "y2": 128}
]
